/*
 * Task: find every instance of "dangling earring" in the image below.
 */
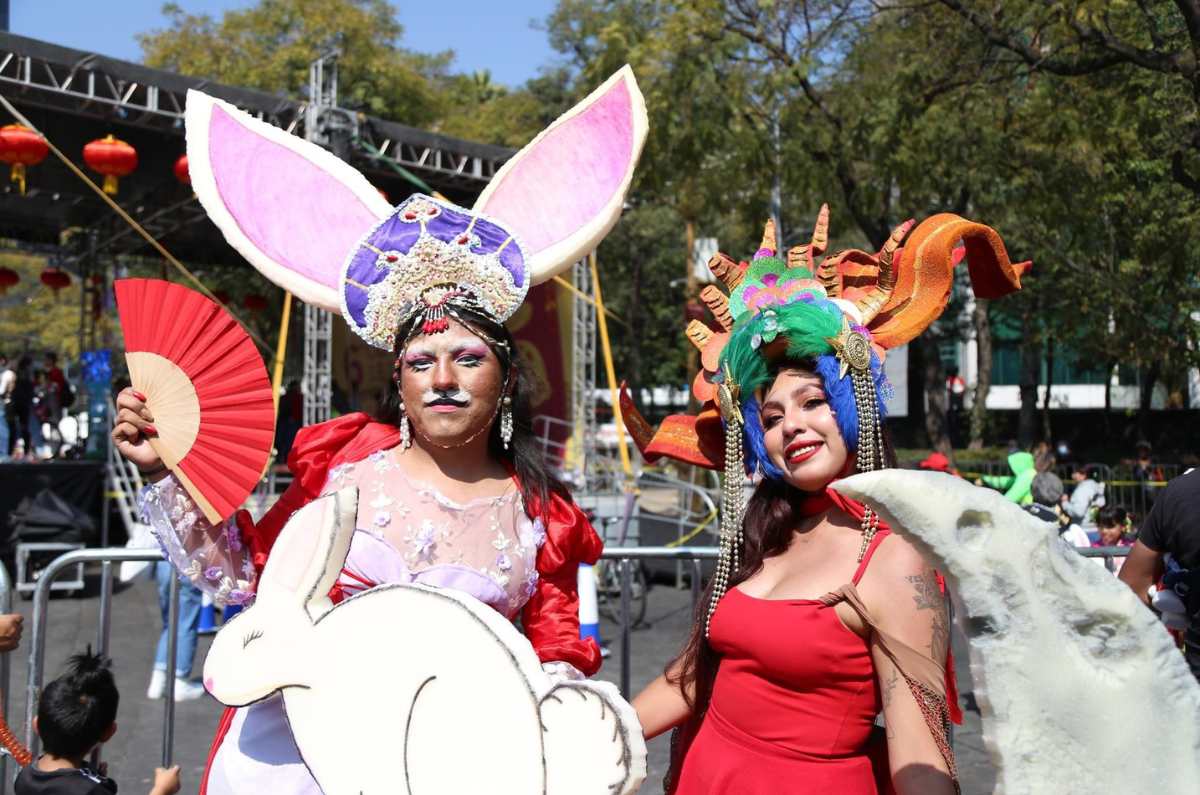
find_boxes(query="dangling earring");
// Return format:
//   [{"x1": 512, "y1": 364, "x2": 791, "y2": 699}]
[
  {"x1": 399, "y1": 402, "x2": 412, "y2": 450},
  {"x1": 500, "y1": 396, "x2": 513, "y2": 450}
]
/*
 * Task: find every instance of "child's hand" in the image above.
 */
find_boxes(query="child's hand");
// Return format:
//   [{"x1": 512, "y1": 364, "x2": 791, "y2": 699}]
[{"x1": 151, "y1": 765, "x2": 181, "y2": 795}]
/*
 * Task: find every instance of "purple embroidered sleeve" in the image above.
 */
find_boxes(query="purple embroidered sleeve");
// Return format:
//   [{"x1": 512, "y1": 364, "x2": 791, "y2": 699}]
[{"x1": 139, "y1": 476, "x2": 257, "y2": 607}]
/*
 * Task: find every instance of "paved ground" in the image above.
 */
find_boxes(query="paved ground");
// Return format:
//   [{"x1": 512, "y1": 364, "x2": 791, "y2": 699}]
[{"x1": 0, "y1": 566, "x2": 997, "y2": 794}]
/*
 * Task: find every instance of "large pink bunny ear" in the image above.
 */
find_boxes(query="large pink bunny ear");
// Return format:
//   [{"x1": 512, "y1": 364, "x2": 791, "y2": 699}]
[
  {"x1": 472, "y1": 65, "x2": 647, "y2": 285},
  {"x1": 185, "y1": 91, "x2": 392, "y2": 310}
]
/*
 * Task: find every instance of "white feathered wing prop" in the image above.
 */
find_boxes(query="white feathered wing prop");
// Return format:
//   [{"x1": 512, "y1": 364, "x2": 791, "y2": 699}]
[
  {"x1": 833, "y1": 470, "x2": 1200, "y2": 795},
  {"x1": 203, "y1": 488, "x2": 646, "y2": 795}
]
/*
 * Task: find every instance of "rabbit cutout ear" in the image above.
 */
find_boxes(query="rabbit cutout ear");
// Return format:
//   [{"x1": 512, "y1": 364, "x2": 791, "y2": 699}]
[
  {"x1": 472, "y1": 65, "x2": 647, "y2": 285},
  {"x1": 185, "y1": 91, "x2": 393, "y2": 311},
  {"x1": 256, "y1": 487, "x2": 358, "y2": 620}
]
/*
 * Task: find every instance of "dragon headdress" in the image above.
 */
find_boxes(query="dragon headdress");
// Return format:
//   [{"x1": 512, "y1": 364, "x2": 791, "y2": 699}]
[{"x1": 620, "y1": 207, "x2": 1030, "y2": 632}]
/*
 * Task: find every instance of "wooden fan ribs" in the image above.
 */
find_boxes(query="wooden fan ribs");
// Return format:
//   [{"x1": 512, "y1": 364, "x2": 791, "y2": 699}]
[{"x1": 115, "y1": 278, "x2": 275, "y2": 524}]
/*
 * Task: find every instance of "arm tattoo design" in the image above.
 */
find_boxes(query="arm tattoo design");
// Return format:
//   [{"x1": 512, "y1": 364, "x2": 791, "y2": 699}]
[{"x1": 906, "y1": 569, "x2": 950, "y2": 661}]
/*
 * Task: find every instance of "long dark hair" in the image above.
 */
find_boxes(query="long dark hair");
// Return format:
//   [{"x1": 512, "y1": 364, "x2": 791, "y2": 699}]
[
  {"x1": 664, "y1": 359, "x2": 896, "y2": 785},
  {"x1": 374, "y1": 307, "x2": 571, "y2": 522}
]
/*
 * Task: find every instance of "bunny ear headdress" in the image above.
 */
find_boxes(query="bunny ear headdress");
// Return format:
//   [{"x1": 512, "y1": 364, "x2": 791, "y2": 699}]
[{"x1": 185, "y1": 66, "x2": 648, "y2": 350}]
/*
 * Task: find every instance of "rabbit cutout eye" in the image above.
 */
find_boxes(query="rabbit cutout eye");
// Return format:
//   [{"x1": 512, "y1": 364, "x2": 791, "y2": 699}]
[
  {"x1": 203, "y1": 488, "x2": 359, "y2": 707},
  {"x1": 185, "y1": 91, "x2": 392, "y2": 311}
]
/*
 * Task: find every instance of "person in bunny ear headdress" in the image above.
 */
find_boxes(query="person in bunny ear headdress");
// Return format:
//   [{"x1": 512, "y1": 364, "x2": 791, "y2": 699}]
[{"x1": 110, "y1": 67, "x2": 647, "y2": 795}]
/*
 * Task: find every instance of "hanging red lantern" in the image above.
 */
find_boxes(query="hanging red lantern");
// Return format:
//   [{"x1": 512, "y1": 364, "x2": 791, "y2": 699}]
[
  {"x1": 39, "y1": 267, "x2": 71, "y2": 296},
  {"x1": 242, "y1": 293, "x2": 268, "y2": 313},
  {"x1": 0, "y1": 124, "x2": 49, "y2": 195},
  {"x1": 83, "y1": 134, "x2": 138, "y2": 195},
  {"x1": 174, "y1": 154, "x2": 190, "y2": 185},
  {"x1": 0, "y1": 266, "x2": 19, "y2": 293}
]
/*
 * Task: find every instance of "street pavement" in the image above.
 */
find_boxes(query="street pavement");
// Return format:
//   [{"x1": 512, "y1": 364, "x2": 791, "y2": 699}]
[{"x1": 0, "y1": 566, "x2": 996, "y2": 794}]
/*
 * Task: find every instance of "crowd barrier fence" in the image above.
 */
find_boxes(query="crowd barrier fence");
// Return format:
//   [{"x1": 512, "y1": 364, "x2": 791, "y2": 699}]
[{"x1": 3, "y1": 544, "x2": 1135, "y2": 794}]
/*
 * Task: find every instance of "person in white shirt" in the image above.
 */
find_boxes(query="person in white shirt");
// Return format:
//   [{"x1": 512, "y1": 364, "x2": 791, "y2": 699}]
[{"x1": 0, "y1": 352, "x2": 15, "y2": 459}]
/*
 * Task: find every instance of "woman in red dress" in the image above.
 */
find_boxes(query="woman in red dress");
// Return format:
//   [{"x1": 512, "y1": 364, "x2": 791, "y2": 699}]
[{"x1": 626, "y1": 211, "x2": 1029, "y2": 794}]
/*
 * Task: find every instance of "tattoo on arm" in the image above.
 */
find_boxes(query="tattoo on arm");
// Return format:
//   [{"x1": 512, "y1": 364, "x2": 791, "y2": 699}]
[
  {"x1": 906, "y1": 570, "x2": 950, "y2": 662},
  {"x1": 881, "y1": 665, "x2": 899, "y2": 738}
]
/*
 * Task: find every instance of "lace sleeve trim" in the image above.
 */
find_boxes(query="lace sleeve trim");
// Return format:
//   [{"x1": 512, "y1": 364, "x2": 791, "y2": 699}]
[{"x1": 139, "y1": 476, "x2": 256, "y2": 607}]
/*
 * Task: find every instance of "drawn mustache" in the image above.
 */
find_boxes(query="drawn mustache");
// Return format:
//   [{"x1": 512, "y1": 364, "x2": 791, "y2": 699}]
[{"x1": 422, "y1": 388, "x2": 471, "y2": 407}]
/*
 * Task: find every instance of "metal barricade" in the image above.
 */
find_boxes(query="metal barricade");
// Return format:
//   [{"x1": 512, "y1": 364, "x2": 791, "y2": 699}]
[{"x1": 24, "y1": 549, "x2": 175, "y2": 770}]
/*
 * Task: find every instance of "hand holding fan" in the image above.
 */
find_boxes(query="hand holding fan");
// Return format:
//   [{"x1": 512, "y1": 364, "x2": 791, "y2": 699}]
[{"x1": 115, "y1": 278, "x2": 275, "y2": 524}]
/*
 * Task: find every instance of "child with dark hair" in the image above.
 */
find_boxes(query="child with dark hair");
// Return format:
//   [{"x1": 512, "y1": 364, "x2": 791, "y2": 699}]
[
  {"x1": 1092, "y1": 506, "x2": 1134, "y2": 574},
  {"x1": 17, "y1": 650, "x2": 179, "y2": 795}
]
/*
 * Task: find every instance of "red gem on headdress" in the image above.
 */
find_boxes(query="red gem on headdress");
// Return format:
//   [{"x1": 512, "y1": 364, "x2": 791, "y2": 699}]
[
  {"x1": 386, "y1": 254, "x2": 399, "y2": 263},
  {"x1": 403, "y1": 211, "x2": 418, "y2": 221},
  {"x1": 423, "y1": 317, "x2": 450, "y2": 334}
]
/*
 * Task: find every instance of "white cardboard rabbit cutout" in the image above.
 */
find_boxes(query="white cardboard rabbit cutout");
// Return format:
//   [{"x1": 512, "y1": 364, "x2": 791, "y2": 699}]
[{"x1": 203, "y1": 488, "x2": 647, "y2": 795}]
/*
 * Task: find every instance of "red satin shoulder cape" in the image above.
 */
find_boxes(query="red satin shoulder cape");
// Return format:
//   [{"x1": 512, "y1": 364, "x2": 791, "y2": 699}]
[{"x1": 202, "y1": 413, "x2": 603, "y2": 794}]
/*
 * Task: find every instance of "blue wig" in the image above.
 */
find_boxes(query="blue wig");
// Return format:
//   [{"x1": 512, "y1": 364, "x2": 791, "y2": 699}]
[{"x1": 741, "y1": 352, "x2": 890, "y2": 480}]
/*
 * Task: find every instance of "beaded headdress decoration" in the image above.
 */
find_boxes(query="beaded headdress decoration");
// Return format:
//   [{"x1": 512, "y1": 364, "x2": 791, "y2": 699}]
[
  {"x1": 184, "y1": 67, "x2": 648, "y2": 351},
  {"x1": 620, "y1": 208, "x2": 1030, "y2": 636}
]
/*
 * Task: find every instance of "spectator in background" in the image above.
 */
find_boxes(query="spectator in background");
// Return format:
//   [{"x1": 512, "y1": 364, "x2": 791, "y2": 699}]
[
  {"x1": 17, "y1": 650, "x2": 180, "y2": 795},
  {"x1": 0, "y1": 613, "x2": 22, "y2": 651},
  {"x1": 1062, "y1": 463, "x2": 1105, "y2": 524},
  {"x1": 1132, "y1": 440, "x2": 1164, "y2": 510},
  {"x1": 9, "y1": 356, "x2": 33, "y2": 459},
  {"x1": 0, "y1": 352, "x2": 13, "y2": 460},
  {"x1": 1091, "y1": 505, "x2": 1133, "y2": 574},
  {"x1": 1031, "y1": 440, "x2": 1057, "y2": 474},
  {"x1": 918, "y1": 451, "x2": 960, "y2": 477},
  {"x1": 1120, "y1": 467, "x2": 1200, "y2": 680},
  {"x1": 146, "y1": 562, "x2": 205, "y2": 701},
  {"x1": 28, "y1": 369, "x2": 47, "y2": 460},
  {"x1": 1026, "y1": 472, "x2": 1091, "y2": 547},
  {"x1": 274, "y1": 379, "x2": 303, "y2": 461},
  {"x1": 980, "y1": 449, "x2": 1036, "y2": 505},
  {"x1": 42, "y1": 352, "x2": 66, "y2": 457}
]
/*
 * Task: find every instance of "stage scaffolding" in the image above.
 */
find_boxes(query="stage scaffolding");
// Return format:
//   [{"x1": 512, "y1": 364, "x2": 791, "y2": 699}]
[{"x1": 571, "y1": 259, "x2": 598, "y2": 490}]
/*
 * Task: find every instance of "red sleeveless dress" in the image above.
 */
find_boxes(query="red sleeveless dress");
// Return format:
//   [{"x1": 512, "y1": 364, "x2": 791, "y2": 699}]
[{"x1": 673, "y1": 529, "x2": 893, "y2": 794}]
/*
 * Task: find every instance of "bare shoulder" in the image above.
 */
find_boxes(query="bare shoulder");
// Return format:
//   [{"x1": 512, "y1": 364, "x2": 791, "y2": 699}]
[{"x1": 866, "y1": 532, "x2": 932, "y2": 581}]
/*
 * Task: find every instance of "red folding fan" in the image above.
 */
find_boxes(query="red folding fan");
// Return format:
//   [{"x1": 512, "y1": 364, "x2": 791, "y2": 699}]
[{"x1": 115, "y1": 278, "x2": 275, "y2": 524}]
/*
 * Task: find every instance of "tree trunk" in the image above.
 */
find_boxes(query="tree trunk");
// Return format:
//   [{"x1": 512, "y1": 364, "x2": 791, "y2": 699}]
[
  {"x1": 1103, "y1": 359, "x2": 1115, "y2": 435},
  {"x1": 1017, "y1": 337, "x2": 1040, "y2": 448},
  {"x1": 1138, "y1": 362, "x2": 1161, "y2": 439},
  {"x1": 919, "y1": 334, "x2": 953, "y2": 457},
  {"x1": 1041, "y1": 342, "x2": 1054, "y2": 442},
  {"x1": 969, "y1": 298, "x2": 991, "y2": 449}
]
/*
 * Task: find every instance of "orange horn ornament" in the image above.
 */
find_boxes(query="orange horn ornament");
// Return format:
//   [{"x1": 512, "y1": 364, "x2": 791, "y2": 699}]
[{"x1": 868, "y1": 214, "x2": 1030, "y2": 349}]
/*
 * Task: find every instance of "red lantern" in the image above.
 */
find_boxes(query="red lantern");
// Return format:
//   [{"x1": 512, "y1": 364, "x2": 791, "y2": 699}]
[
  {"x1": 39, "y1": 267, "x2": 71, "y2": 296},
  {"x1": 0, "y1": 125, "x2": 48, "y2": 195},
  {"x1": 0, "y1": 266, "x2": 18, "y2": 294},
  {"x1": 242, "y1": 293, "x2": 268, "y2": 313},
  {"x1": 83, "y1": 134, "x2": 138, "y2": 195},
  {"x1": 174, "y1": 154, "x2": 190, "y2": 186}
]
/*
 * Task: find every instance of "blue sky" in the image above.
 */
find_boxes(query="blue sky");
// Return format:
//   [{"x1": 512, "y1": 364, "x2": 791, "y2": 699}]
[{"x1": 11, "y1": 1, "x2": 561, "y2": 87}]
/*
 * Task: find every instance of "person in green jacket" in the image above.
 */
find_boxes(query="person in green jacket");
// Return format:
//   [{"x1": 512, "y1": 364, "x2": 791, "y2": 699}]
[{"x1": 980, "y1": 451, "x2": 1037, "y2": 505}]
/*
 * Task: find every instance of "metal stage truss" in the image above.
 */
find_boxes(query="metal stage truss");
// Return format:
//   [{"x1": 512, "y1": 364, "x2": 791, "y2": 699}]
[{"x1": 0, "y1": 32, "x2": 512, "y2": 262}]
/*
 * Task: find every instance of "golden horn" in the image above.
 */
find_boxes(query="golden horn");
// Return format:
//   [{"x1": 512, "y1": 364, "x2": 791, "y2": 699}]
[
  {"x1": 686, "y1": 320, "x2": 713, "y2": 352},
  {"x1": 707, "y1": 253, "x2": 745, "y2": 290},
  {"x1": 811, "y1": 203, "x2": 829, "y2": 259},
  {"x1": 700, "y1": 285, "x2": 733, "y2": 330},
  {"x1": 786, "y1": 243, "x2": 809, "y2": 271},
  {"x1": 759, "y1": 218, "x2": 777, "y2": 253},
  {"x1": 816, "y1": 254, "x2": 840, "y2": 297},
  {"x1": 853, "y1": 220, "x2": 913, "y2": 323}
]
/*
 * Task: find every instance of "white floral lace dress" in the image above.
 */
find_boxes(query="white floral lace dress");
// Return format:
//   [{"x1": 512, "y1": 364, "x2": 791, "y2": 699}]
[{"x1": 141, "y1": 446, "x2": 571, "y2": 795}]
